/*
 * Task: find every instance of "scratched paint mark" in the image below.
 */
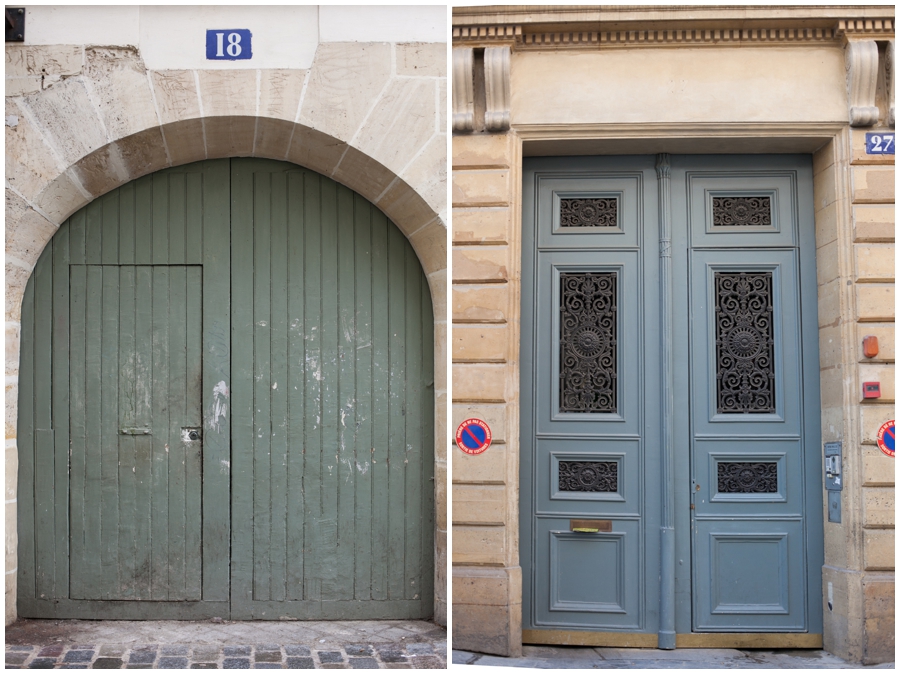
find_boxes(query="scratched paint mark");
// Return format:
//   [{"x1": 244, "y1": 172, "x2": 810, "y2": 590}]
[
  {"x1": 206, "y1": 380, "x2": 229, "y2": 433},
  {"x1": 272, "y1": 382, "x2": 278, "y2": 390}
]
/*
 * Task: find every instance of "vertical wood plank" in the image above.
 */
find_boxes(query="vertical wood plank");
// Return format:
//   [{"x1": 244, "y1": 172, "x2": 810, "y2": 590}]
[
  {"x1": 230, "y1": 159, "x2": 256, "y2": 608},
  {"x1": 101, "y1": 193, "x2": 119, "y2": 264},
  {"x1": 386, "y1": 226, "x2": 407, "y2": 600},
  {"x1": 80, "y1": 265, "x2": 103, "y2": 598},
  {"x1": 186, "y1": 173, "x2": 204, "y2": 265},
  {"x1": 152, "y1": 176, "x2": 169, "y2": 265},
  {"x1": 352, "y1": 196, "x2": 373, "y2": 600},
  {"x1": 17, "y1": 264, "x2": 37, "y2": 601},
  {"x1": 252, "y1": 171, "x2": 273, "y2": 602},
  {"x1": 150, "y1": 266, "x2": 170, "y2": 599},
  {"x1": 285, "y1": 171, "x2": 306, "y2": 601},
  {"x1": 404, "y1": 247, "x2": 424, "y2": 600},
  {"x1": 369, "y1": 209, "x2": 390, "y2": 602},
  {"x1": 31, "y1": 247, "x2": 53, "y2": 598},
  {"x1": 118, "y1": 182, "x2": 135, "y2": 264},
  {"x1": 99, "y1": 267, "x2": 120, "y2": 598},
  {"x1": 302, "y1": 171, "x2": 323, "y2": 602},
  {"x1": 168, "y1": 173, "x2": 187, "y2": 264},
  {"x1": 68, "y1": 210, "x2": 86, "y2": 265},
  {"x1": 133, "y1": 266, "x2": 154, "y2": 599},
  {"x1": 319, "y1": 177, "x2": 340, "y2": 600},
  {"x1": 420, "y1": 272, "x2": 435, "y2": 609},
  {"x1": 117, "y1": 266, "x2": 137, "y2": 598},
  {"x1": 269, "y1": 172, "x2": 289, "y2": 603},
  {"x1": 184, "y1": 266, "x2": 203, "y2": 598},
  {"x1": 134, "y1": 176, "x2": 154, "y2": 266},
  {"x1": 167, "y1": 265, "x2": 188, "y2": 599},
  {"x1": 67, "y1": 265, "x2": 87, "y2": 599},
  {"x1": 84, "y1": 201, "x2": 102, "y2": 265},
  {"x1": 51, "y1": 227, "x2": 71, "y2": 598},
  {"x1": 335, "y1": 184, "x2": 356, "y2": 600}
]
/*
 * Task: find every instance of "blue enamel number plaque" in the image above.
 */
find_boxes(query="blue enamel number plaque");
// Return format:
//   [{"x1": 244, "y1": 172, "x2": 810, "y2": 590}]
[
  {"x1": 865, "y1": 132, "x2": 895, "y2": 155},
  {"x1": 206, "y1": 29, "x2": 252, "y2": 61}
]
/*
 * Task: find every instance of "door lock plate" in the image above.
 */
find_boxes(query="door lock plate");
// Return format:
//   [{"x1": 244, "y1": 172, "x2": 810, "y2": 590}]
[{"x1": 570, "y1": 519, "x2": 612, "y2": 533}]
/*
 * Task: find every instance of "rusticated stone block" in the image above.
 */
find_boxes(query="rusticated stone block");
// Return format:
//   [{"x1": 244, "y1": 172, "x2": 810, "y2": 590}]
[
  {"x1": 376, "y1": 177, "x2": 437, "y2": 236},
  {"x1": 453, "y1": 325, "x2": 509, "y2": 362},
  {"x1": 452, "y1": 567, "x2": 522, "y2": 656},
  {"x1": 6, "y1": 324, "x2": 20, "y2": 379},
  {"x1": 197, "y1": 69, "x2": 257, "y2": 118},
  {"x1": 5, "y1": 44, "x2": 82, "y2": 80},
  {"x1": 855, "y1": 244, "x2": 894, "y2": 282},
  {"x1": 203, "y1": 116, "x2": 256, "y2": 158},
  {"x1": 453, "y1": 247, "x2": 509, "y2": 283},
  {"x1": 400, "y1": 132, "x2": 446, "y2": 219},
  {"x1": 159, "y1": 118, "x2": 207, "y2": 167},
  {"x1": 6, "y1": 549, "x2": 16, "y2": 625},
  {"x1": 5, "y1": 189, "x2": 57, "y2": 268},
  {"x1": 817, "y1": 278, "x2": 841, "y2": 328},
  {"x1": 452, "y1": 170, "x2": 510, "y2": 207},
  {"x1": 396, "y1": 42, "x2": 446, "y2": 77},
  {"x1": 816, "y1": 239, "x2": 839, "y2": 286},
  {"x1": 4, "y1": 502, "x2": 15, "y2": 572},
  {"x1": 453, "y1": 442, "x2": 507, "y2": 485},
  {"x1": 259, "y1": 69, "x2": 306, "y2": 122},
  {"x1": 856, "y1": 284, "x2": 895, "y2": 322},
  {"x1": 84, "y1": 47, "x2": 157, "y2": 142},
  {"x1": 354, "y1": 78, "x2": 437, "y2": 178},
  {"x1": 818, "y1": 324, "x2": 842, "y2": 370},
  {"x1": 453, "y1": 284, "x2": 508, "y2": 323},
  {"x1": 862, "y1": 487, "x2": 894, "y2": 527},
  {"x1": 862, "y1": 446, "x2": 895, "y2": 486},
  {"x1": 149, "y1": 70, "x2": 201, "y2": 125},
  {"x1": 813, "y1": 163, "x2": 838, "y2": 210},
  {"x1": 452, "y1": 526, "x2": 507, "y2": 565},
  {"x1": 453, "y1": 207, "x2": 509, "y2": 244},
  {"x1": 453, "y1": 134, "x2": 513, "y2": 169},
  {"x1": 853, "y1": 204, "x2": 895, "y2": 242},
  {"x1": 852, "y1": 166, "x2": 895, "y2": 204},
  {"x1": 815, "y1": 200, "x2": 839, "y2": 248},
  {"x1": 5, "y1": 445, "x2": 17, "y2": 502},
  {"x1": 453, "y1": 485, "x2": 506, "y2": 525},
  {"x1": 298, "y1": 43, "x2": 392, "y2": 144},
  {"x1": 409, "y1": 218, "x2": 447, "y2": 278},
  {"x1": 863, "y1": 529, "x2": 894, "y2": 570},
  {"x1": 25, "y1": 77, "x2": 108, "y2": 167},
  {"x1": 860, "y1": 404, "x2": 894, "y2": 444},
  {"x1": 5, "y1": 99, "x2": 64, "y2": 204},
  {"x1": 452, "y1": 363, "x2": 507, "y2": 402},
  {"x1": 6, "y1": 262, "x2": 30, "y2": 323},
  {"x1": 5, "y1": 379, "x2": 17, "y2": 440},
  {"x1": 435, "y1": 461, "x2": 447, "y2": 531}
]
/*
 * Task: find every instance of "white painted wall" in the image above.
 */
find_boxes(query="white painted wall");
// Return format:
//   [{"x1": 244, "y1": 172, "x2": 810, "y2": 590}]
[{"x1": 21, "y1": 5, "x2": 446, "y2": 70}]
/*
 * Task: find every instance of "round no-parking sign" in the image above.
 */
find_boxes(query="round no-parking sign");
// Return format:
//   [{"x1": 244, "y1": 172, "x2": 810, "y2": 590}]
[
  {"x1": 877, "y1": 420, "x2": 895, "y2": 457},
  {"x1": 456, "y1": 418, "x2": 492, "y2": 455}
]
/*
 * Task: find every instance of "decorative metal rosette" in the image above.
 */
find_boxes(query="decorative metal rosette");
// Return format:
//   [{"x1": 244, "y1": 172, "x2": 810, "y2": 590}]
[
  {"x1": 714, "y1": 272, "x2": 776, "y2": 414},
  {"x1": 717, "y1": 461, "x2": 778, "y2": 493},
  {"x1": 560, "y1": 198, "x2": 618, "y2": 228},
  {"x1": 559, "y1": 272, "x2": 617, "y2": 413},
  {"x1": 712, "y1": 196, "x2": 772, "y2": 227},
  {"x1": 559, "y1": 460, "x2": 618, "y2": 492}
]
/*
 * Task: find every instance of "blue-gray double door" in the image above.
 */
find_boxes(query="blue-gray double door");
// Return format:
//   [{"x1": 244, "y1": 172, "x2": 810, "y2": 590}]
[{"x1": 521, "y1": 155, "x2": 823, "y2": 640}]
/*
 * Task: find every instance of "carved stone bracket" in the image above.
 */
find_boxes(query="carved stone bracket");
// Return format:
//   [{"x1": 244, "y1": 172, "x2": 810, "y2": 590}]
[
  {"x1": 484, "y1": 46, "x2": 511, "y2": 132},
  {"x1": 845, "y1": 40, "x2": 880, "y2": 127},
  {"x1": 888, "y1": 40, "x2": 895, "y2": 128},
  {"x1": 452, "y1": 47, "x2": 475, "y2": 133}
]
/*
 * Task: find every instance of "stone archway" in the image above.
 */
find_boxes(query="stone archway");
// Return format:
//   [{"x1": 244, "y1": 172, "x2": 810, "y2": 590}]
[{"x1": 6, "y1": 44, "x2": 447, "y2": 624}]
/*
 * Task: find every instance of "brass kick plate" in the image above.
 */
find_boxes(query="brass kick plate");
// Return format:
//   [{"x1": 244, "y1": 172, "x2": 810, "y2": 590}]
[{"x1": 570, "y1": 519, "x2": 612, "y2": 533}]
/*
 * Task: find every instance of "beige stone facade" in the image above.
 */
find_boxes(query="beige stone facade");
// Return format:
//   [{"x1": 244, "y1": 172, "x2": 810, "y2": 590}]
[
  {"x1": 6, "y1": 8, "x2": 447, "y2": 626},
  {"x1": 452, "y1": 5, "x2": 894, "y2": 664}
]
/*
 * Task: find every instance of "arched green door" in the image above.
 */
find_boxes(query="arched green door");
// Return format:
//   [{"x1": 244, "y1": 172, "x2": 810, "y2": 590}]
[{"x1": 18, "y1": 159, "x2": 434, "y2": 620}]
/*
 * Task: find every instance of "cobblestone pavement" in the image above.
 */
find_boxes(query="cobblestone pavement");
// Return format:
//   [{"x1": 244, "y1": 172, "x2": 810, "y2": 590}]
[
  {"x1": 453, "y1": 645, "x2": 894, "y2": 669},
  {"x1": 5, "y1": 620, "x2": 446, "y2": 669}
]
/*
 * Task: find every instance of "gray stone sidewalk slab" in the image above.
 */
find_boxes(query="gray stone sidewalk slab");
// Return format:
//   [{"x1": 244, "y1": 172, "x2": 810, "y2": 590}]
[
  {"x1": 455, "y1": 646, "x2": 893, "y2": 669},
  {"x1": 5, "y1": 620, "x2": 447, "y2": 669}
]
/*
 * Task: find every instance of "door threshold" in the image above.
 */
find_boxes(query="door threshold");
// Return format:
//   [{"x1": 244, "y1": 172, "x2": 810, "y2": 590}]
[{"x1": 522, "y1": 630, "x2": 823, "y2": 649}]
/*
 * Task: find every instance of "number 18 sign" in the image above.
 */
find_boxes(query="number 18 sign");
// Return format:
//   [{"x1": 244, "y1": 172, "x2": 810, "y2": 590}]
[{"x1": 206, "y1": 29, "x2": 252, "y2": 61}]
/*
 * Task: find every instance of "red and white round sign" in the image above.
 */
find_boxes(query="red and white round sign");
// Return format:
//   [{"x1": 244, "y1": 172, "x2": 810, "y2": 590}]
[
  {"x1": 876, "y1": 420, "x2": 895, "y2": 458},
  {"x1": 455, "y1": 418, "x2": 492, "y2": 455}
]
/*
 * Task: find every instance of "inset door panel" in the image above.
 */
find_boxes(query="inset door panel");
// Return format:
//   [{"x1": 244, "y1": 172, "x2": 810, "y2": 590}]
[
  {"x1": 694, "y1": 439, "x2": 804, "y2": 516},
  {"x1": 535, "y1": 251, "x2": 642, "y2": 436},
  {"x1": 689, "y1": 250, "x2": 803, "y2": 436},
  {"x1": 535, "y1": 518, "x2": 641, "y2": 629},
  {"x1": 687, "y1": 170, "x2": 801, "y2": 247},
  {"x1": 537, "y1": 437, "x2": 640, "y2": 515},
  {"x1": 693, "y1": 521, "x2": 806, "y2": 631}
]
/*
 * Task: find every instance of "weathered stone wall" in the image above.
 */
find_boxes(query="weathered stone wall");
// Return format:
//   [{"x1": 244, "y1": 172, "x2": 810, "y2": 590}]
[
  {"x1": 817, "y1": 128, "x2": 895, "y2": 665},
  {"x1": 6, "y1": 27, "x2": 448, "y2": 625}
]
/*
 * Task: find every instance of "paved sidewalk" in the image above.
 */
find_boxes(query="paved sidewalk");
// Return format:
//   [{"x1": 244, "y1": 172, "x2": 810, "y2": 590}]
[
  {"x1": 452, "y1": 645, "x2": 894, "y2": 669},
  {"x1": 5, "y1": 619, "x2": 446, "y2": 669}
]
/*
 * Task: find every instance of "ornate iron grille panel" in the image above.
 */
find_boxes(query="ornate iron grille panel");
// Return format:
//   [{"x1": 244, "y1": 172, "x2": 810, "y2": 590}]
[
  {"x1": 560, "y1": 197, "x2": 618, "y2": 228},
  {"x1": 559, "y1": 461, "x2": 618, "y2": 492},
  {"x1": 560, "y1": 272, "x2": 617, "y2": 413},
  {"x1": 717, "y1": 461, "x2": 778, "y2": 493},
  {"x1": 712, "y1": 196, "x2": 772, "y2": 227},
  {"x1": 714, "y1": 272, "x2": 776, "y2": 414}
]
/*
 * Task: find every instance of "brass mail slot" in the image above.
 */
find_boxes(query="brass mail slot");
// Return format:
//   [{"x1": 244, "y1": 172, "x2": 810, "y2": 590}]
[{"x1": 570, "y1": 519, "x2": 612, "y2": 533}]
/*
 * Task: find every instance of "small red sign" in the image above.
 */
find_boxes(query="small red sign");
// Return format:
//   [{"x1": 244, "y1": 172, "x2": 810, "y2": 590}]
[
  {"x1": 876, "y1": 420, "x2": 895, "y2": 457},
  {"x1": 456, "y1": 418, "x2": 492, "y2": 455}
]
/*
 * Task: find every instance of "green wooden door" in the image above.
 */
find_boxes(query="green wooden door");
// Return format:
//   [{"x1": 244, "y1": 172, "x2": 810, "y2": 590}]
[{"x1": 17, "y1": 158, "x2": 433, "y2": 620}]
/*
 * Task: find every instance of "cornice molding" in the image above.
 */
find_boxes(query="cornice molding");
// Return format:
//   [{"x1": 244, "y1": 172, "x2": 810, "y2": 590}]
[{"x1": 452, "y1": 10, "x2": 894, "y2": 50}]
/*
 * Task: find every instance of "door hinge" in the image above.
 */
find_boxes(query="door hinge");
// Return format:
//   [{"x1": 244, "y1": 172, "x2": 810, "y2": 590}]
[{"x1": 690, "y1": 503, "x2": 695, "y2": 510}]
